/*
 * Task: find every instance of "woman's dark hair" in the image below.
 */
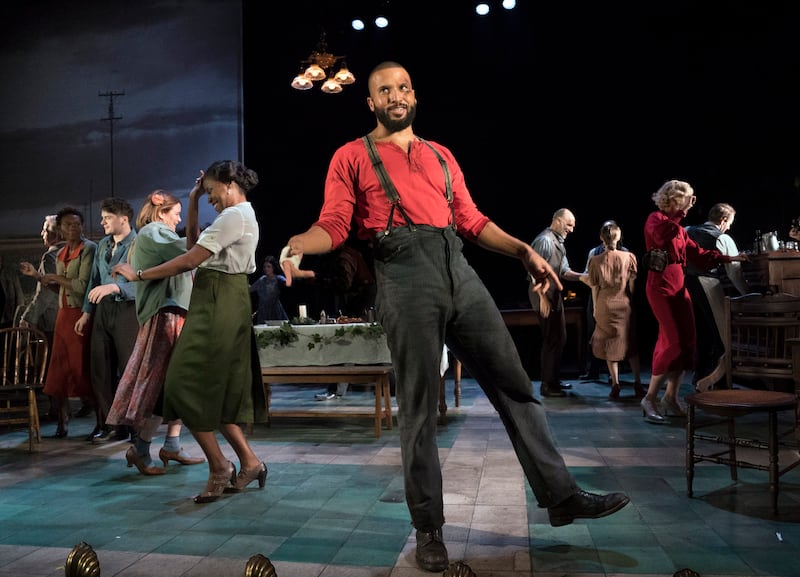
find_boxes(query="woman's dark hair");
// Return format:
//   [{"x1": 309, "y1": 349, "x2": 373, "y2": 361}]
[
  {"x1": 205, "y1": 160, "x2": 259, "y2": 194},
  {"x1": 599, "y1": 221, "x2": 622, "y2": 250},
  {"x1": 55, "y1": 206, "x2": 84, "y2": 228},
  {"x1": 263, "y1": 255, "x2": 280, "y2": 272}
]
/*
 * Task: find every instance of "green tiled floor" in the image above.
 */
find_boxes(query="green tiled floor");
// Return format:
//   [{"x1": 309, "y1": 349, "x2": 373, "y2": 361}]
[{"x1": 0, "y1": 374, "x2": 798, "y2": 576}]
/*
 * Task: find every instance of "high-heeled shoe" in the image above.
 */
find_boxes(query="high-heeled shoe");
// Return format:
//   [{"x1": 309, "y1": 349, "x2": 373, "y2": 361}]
[
  {"x1": 159, "y1": 447, "x2": 206, "y2": 467},
  {"x1": 194, "y1": 462, "x2": 236, "y2": 503},
  {"x1": 125, "y1": 446, "x2": 165, "y2": 476},
  {"x1": 641, "y1": 397, "x2": 667, "y2": 424},
  {"x1": 659, "y1": 397, "x2": 687, "y2": 417},
  {"x1": 85, "y1": 425, "x2": 107, "y2": 442},
  {"x1": 608, "y1": 384, "x2": 621, "y2": 400},
  {"x1": 225, "y1": 462, "x2": 268, "y2": 493},
  {"x1": 53, "y1": 412, "x2": 70, "y2": 438}
]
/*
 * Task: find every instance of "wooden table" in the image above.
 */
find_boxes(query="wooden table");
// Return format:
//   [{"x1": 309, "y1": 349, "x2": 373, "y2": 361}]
[
  {"x1": 256, "y1": 322, "x2": 461, "y2": 433},
  {"x1": 500, "y1": 305, "x2": 585, "y2": 368},
  {"x1": 440, "y1": 305, "x2": 585, "y2": 412},
  {"x1": 260, "y1": 365, "x2": 393, "y2": 438},
  {"x1": 255, "y1": 323, "x2": 393, "y2": 437},
  {"x1": 255, "y1": 322, "x2": 391, "y2": 368},
  {"x1": 742, "y1": 250, "x2": 800, "y2": 295}
]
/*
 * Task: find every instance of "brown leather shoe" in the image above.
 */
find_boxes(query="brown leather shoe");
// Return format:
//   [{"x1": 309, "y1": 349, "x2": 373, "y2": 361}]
[
  {"x1": 415, "y1": 528, "x2": 448, "y2": 572},
  {"x1": 125, "y1": 446, "x2": 165, "y2": 476},
  {"x1": 224, "y1": 461, "x2": 268, "y2": 493},
  {"x1": 159, "y1": 447, "x2": 206, "y2": 467}
]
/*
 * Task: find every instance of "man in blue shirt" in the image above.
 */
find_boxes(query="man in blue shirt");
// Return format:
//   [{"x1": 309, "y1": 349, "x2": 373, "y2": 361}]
[{"x1": 75, "y1": 197, "x2": 138, "y2": 442}]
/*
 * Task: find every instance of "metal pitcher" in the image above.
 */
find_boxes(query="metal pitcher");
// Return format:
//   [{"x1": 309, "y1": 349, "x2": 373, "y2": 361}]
[{"x1": 761, "y1": 231, "x2": 779, "y2": 252}]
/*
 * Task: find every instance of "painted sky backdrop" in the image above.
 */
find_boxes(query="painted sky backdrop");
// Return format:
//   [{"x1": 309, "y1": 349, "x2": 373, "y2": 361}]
[{"x1": 0, "y1": 0, "x2": 242, "y2": 237}]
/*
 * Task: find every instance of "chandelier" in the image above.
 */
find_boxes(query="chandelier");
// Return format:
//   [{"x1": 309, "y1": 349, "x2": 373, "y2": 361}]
[{"x1": 291, "y1": 33, "x2": 355, "y2": 94}]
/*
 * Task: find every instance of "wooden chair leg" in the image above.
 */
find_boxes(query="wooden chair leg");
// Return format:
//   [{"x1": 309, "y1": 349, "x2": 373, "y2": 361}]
[
  {"x1": 454, "y1": 359, "x2": 462, "y2": 407},
  {"x1": 26, "y1": 389, "x2": 41, "y2": 452},
  {"x1": 382, "y1": 376, "x2": 392, "y2": 430},
  {"x1": 438, "y1": 375, "x2": 447, "y2": 425},
  {"x1": 373, "y1": 379, "x2": 382, "y2": 438},
  {"x1": 788, "y1": 338, "x2": 800, "y2": 443}
]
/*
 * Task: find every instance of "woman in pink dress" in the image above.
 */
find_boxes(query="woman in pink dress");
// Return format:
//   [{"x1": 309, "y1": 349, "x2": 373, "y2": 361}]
[
  {"x1": 584, "y1": 222, "x2": 643, "y2": 400},
  {"x1": 106, "y1": 190, "x2": 204, "y2": 475}
]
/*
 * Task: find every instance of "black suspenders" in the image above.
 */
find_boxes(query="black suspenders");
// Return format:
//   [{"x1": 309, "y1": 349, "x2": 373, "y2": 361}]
[{"x1": 362, "y1": 135, "x2": 455, "y2": 236}]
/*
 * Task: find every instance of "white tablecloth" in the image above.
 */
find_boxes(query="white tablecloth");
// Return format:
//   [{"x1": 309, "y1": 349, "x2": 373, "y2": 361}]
[
  {"x1": 255, "y1": 322, "x2": 450, "y2": 375},
  {"x1": 255, "y1": 323, "x2": 392, "y2": 367}
]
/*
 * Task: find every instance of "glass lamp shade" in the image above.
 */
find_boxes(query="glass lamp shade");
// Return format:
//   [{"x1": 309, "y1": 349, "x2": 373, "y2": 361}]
[
  {"x1": 304, "y1": 64, "x2": 326, "y2": 82},
  {"x1": 291, "y1": 74, "x2": 313, "y2": 90},
  {"x1": 334, "y1": 67, "x2": 355, "y2": 85},
  {"x1": 320, "y1": 78, "x2": 343, "y2": 94}
]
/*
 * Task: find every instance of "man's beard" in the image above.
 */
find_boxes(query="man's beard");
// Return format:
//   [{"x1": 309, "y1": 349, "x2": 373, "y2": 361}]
[{"x1": 375, "y1": 103, "x2": 417, "y2": 133}]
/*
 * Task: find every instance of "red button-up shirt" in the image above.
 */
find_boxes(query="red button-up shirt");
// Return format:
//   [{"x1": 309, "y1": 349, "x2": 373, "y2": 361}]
[{"x1": 313, "y1": 137, "x2": 491, "y2": 248}]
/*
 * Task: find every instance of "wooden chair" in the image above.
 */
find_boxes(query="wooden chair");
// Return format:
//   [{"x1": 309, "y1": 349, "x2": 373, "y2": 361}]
[
  {"x1": 0, "y1": 326, "x2": 49, "y2": 451},
  {"x1": 722, "y1": 293, "x2": 800, "y2": 442},
  {"x1": 723, "y1": 293, "x2": 800, "y2": 391},
  {"x1": 685, "y1": 389, "x2": 800, "y2": 515}
]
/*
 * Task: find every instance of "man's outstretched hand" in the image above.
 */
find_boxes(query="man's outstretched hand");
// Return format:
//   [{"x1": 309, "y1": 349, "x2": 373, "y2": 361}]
[{"x1": 279, "y1": 244, "x2": 314, "y2": 287}]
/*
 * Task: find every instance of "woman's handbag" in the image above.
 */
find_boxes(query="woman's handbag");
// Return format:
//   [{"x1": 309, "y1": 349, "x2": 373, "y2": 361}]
[{"x1": 643, "y1": 249, "x2": 669, "y2": 272}]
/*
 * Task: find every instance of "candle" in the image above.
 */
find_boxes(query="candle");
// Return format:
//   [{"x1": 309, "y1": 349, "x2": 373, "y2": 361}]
[{"x1": 298, "y1": 305, "x2": 307, "y2": 318}]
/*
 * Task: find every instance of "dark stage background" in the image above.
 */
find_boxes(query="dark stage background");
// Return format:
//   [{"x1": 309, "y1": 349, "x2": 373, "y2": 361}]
[{"x1": 243, "y1": 1, "x2": 800, "y2": 362}]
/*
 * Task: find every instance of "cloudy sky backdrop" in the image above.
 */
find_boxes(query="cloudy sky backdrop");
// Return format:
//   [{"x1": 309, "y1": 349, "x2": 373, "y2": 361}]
[{"x1": 0, "y1": 0, "x2": 242, "y2": 237}]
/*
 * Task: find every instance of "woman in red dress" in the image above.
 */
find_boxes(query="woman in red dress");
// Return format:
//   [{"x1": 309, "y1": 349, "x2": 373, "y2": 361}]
[
  {"x1": 41, "y1": 207, "x2": 98, "y2": 437},
  {"x1": 641, "y1": 180, "x2": 747, "y2": 423}
]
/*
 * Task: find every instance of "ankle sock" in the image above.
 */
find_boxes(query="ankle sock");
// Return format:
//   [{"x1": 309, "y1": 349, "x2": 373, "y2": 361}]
[
  {"x1": 163, "y1": 435, "x2": 180, "y2": 453},
  {"x1": 134, "y1": 436, "x2": 152, "y2": 462}
]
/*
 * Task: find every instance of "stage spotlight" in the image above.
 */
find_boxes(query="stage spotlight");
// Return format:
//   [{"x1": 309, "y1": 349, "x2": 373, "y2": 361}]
[
  {"x1": 475, "y1": 3, "x2": 490, "y2": 16},
  {"x1": 375, "y1": 15, "x2": 389, "y2": 28},
  {"x1": 502, "y1": 0, "x2": 516, "y2": 8},
  {"x1": 351, "y1": 18, "x2": 365, "y2": 31}
]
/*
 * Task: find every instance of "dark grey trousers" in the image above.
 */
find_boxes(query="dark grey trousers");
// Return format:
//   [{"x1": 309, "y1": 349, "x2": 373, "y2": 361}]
[
  {"x1": 537, "y1": 298, "x2": 566, "y2": 388},
  {"x1": 373, "y1": 225, "x2": 578, "y2": 531}
]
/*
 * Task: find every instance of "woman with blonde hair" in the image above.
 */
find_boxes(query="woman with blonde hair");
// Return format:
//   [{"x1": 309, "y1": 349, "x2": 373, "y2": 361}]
[
  {"x1": 107, "y1": 190, "x2": 204, "y2": 474},
  {"x1": 640, "y1": 180, "x2": 747, "y2": 423}
]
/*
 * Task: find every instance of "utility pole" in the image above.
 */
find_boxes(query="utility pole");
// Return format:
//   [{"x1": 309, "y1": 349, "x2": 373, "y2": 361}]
[
  {"x1": 88, "y1": 178, "x2": 93, "y2": 237},
  {"x1": 99, "y1": 90, "x2": 125, "y2": 198}
]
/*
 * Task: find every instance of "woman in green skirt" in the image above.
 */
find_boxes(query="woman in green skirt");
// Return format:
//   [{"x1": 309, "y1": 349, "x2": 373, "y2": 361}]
[{"x1": 113, "y1": 160, "x2": 267, "y2": 503}]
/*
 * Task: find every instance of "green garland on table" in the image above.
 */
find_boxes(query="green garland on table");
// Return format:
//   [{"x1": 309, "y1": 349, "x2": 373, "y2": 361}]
[{"x1": 255, "y1": 321, "x2": 385, "y2": 350}]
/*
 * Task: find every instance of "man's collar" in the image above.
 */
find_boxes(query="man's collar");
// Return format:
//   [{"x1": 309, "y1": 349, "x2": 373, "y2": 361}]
[
  {"x1": 549, "y1": 228, "x2": 565, "y2": 242},
  {"x1": 111, "y1": 228, "x2": 136, "y2": 245}
]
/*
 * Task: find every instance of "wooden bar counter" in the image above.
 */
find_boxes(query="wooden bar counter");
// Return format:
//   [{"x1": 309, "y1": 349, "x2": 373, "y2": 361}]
[
  {"x1": 742, "y1": 250, "x2": 800, "y2": 295},
  {"x1": 500, "y1": 304, "x2": 585, "y2": 368}
]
